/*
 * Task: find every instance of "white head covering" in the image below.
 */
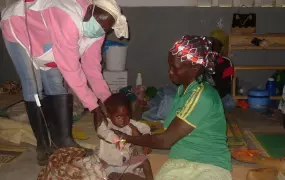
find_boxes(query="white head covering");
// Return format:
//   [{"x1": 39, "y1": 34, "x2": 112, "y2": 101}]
[{"x1": 93, "y1": 0, "x2": 129, "y2": 39}]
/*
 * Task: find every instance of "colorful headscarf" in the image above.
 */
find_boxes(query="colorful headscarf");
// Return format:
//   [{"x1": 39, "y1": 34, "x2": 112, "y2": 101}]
[{"x1": 169, "y1": 35, "x2": 218, "y2": 74}]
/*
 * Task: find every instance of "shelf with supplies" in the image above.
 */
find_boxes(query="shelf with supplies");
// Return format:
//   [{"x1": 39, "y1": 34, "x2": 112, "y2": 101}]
[
  {"x1": 228, "y1": 34, "x2": 285, "y2": 55},
  {"x1": 229, "y1": 33, "x2": 285, "y2": 101},
  {"x1": 234, "y1": 95, "x2": 282, "y2": 100},
  {"x1": 232, "y1": 66, "x2": 285, "y2": 100}
]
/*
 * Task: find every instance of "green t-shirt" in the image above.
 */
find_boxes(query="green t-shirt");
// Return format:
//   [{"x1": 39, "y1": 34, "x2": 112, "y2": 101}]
[{"x1": 164, "y1": 81, "x2": 232, "y2": 171}]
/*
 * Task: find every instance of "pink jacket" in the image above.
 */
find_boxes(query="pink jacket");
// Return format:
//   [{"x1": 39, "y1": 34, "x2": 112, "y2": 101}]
[{"x1": 1, "y1": 0, "x2": 111, "y2": 111}]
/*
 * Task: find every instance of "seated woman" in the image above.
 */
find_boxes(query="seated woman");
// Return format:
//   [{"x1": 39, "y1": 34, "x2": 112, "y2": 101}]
[{"x1": 111, "y1": 35, "x2": 232, "y2": 180}]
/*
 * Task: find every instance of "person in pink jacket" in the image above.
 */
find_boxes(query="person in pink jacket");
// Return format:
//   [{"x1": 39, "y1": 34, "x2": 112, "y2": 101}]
[{"x1": 1, "y1": 0, "x2": 128, "y2": 166}]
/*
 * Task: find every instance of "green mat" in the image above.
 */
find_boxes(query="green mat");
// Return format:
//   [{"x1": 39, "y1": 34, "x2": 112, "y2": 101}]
[
  {"x1": 249, "y1": 132, "x2": 285, "y2": 158},
  {"x1": 0, "y1": 110, "x2": 8, "y2": 117}
]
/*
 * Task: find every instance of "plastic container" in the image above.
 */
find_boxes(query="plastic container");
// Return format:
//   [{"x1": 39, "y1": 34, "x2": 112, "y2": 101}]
[
  {"x1": 136, "y1": 72, "x2": 142, "y2": 86},
  {"x1": 104, "y1": 41, "x2": 128, "y2": 71},
  {"x1": 248, "y1": 89, "x2": 269, "y2": 110},
  {"x1": 266, "y1": 78, "x2": 277, "y2": 106},
  {"x1": 266, "y1": 78, "x2": 277, "y2": 96}
]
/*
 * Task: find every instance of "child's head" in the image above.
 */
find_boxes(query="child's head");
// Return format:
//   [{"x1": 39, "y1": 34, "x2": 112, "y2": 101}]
[{"x1": 105, "y1": 93, "x2": 131, "y2": 128}]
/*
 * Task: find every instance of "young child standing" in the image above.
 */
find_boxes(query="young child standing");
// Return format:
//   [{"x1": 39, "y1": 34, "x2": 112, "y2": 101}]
[{"x1": 97, "y1": 93, "x2": 153, "y2": 180}]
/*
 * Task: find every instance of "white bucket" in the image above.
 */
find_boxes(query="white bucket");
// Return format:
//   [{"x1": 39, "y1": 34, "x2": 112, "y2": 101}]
[{"x1": 105, "y1": 46, "x2": 128, "y2": 71}]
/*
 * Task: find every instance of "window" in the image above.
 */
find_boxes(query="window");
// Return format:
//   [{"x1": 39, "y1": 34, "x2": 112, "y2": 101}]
[
  {"x1": 195, "y1": 0, "x2": 285, "y2": 7},
  {"x1": 197, "y1": 0, "x2": 212, "y2": 7},
  {"x1": 106, "y1": 0, "x2": 285, "y2": 7},
  {"x1": 219, "y1": 0, "x2": 233, "y2": 7}
]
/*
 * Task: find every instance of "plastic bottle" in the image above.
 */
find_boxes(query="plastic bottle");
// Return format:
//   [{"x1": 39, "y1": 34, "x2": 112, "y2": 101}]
[
  {"x1": 133, "y1": 71, "x2": 146, "y2": 109},
  {"x1": 266, "y1": 78, "x2": 277, "y2": 106},
  {"x1": 266, "y1": 78, "x2": 277, "y2": 96},
  {"x1": 136, "y1": 71, "x2": 142, "y2": 86}
]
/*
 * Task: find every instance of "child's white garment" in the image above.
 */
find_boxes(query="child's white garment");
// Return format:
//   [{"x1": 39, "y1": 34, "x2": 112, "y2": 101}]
[
  {"x1": 97, "y1": 118, "x2": 150, "y2": 177},
  {"x1": 97, "y1": 118, "x2": 150, "y2": 166}
]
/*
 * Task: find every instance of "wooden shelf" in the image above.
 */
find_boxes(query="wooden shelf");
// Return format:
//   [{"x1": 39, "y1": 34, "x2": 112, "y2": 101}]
[
  {"x1": 228, "y1": 33, "x2": 285, "y2": 56},
  {"x1": 231, "y1": 45, "x2": 285, "y2": 50},
  {"x1": 232, "y1": 66, "x2": 285, "y2": 101},
  {"x1": 229, "y1": 34, "x2": 285, "y2": 102},
  {"x1": 235, "y1": 65, "x2": 285, "y2": 70},
  {"x1": 234, "y1": 95, "x2": 282, "y2": 100},
  {"x1": 230, "y1": 33, "x2": 285, "y2": 38}
]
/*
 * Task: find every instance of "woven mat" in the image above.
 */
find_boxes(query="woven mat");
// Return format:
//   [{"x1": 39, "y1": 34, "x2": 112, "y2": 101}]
[
  {"x1": 246, "y1": 131, "x2": 285, "y2": 158},
  {"x1": 227, "y1": 122, "x2": 248, "y2": 149},
  {"x1": 0, "y1": 94, "x2": 23, "y2": 118},
  {"x1": 0, "y1": 94, "x2": 23, "y2": 110},
  {"x1": 0, "y1": 141, "x2": 29, "y2": 167}
]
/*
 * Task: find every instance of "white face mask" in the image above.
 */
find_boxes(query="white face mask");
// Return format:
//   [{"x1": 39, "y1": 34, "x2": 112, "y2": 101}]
[
  {"x1": 83, "y1": 16, "x2": 105, "y2": 38},
  {"x1": 82, "y1": 5, "x2": 105, "y2": 38}
]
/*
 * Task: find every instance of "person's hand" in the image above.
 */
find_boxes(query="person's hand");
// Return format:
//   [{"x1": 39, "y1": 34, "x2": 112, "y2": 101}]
[
  {"x1": 92, "y1": 100, "x2": 108, "y2": 131},
  {"x1": 92, "y1": 107, "x2": 104, "y2": 130},
  {"x1": 111, "y1": 130, "x2": 126, "y2": 150},
  {"x1": 111, "y1": 129, "x2": 127, "y2": 140},
  {"x1": 115, "y1": 141, "x2": 121, "y2": 150},
  {"x1": 129, "y1": 123, "x2": 142, "y2": 136},
  {"x1": 143, "y1": 147, "x2": 152, "y2": 155},
  {"x1": 98, "y1": 99, "x2": 108, "y2": 116}
]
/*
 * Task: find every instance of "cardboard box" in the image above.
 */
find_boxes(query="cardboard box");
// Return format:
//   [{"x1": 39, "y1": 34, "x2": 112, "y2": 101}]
[{"x1": 103, "y1": 70, "x2": 128, "y2": 93}]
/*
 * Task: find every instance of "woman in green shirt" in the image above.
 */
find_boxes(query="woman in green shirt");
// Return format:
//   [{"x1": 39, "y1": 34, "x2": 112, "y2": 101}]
[{"x1": 112, "y1": 35, "x2": 232, "y2": 180}]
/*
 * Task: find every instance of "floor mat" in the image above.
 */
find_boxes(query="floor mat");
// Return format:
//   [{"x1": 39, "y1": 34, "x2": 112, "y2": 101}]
[
  {"x1": 0, "y1": 94, "x2": 23, "y2": 119},
  {"x1": 0, "y1": 148, "x2": 41, "y2": 180},
  {"x1": 0, "y1": 94, "x2": 23, "y2": 110},
  {"x1": 227, "y1": 122, "x2": 248, "y2": 149},
  {"x1": 0, "y1": 142, "x2": 29, "y2": 166},
  {"x1": 247, "y1": 131, "x2": 285, "y2": 158}
]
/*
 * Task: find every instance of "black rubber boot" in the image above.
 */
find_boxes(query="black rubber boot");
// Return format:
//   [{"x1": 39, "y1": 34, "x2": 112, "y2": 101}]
[
  {"x1": 47, "y1": 94, "x2": 93, "y2": 156},
  {"x1": 25, "y1": 100, "x2": 52, "y2": 166}
]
